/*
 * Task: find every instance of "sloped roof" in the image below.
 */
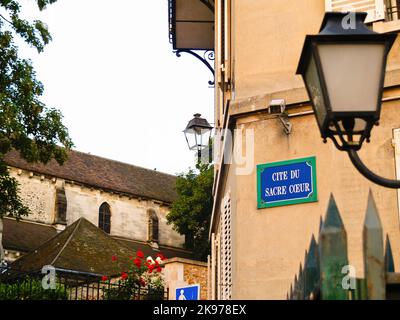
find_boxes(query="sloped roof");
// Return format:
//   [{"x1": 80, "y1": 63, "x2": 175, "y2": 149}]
[
  {"x1": 4, "y1": 149, "x2": 177, "y2": 203},
  {"x1": 10, "y1": 218, "x2": 196, "y2": 275},
  {"x1": 114, "y1": 237, "x2": 196, "y2": 261},
  {"x1": 11, "y1": 218, "x2": 135, "y2": 275},
  {"x1": 2, "y1": 218, "x2": 58, "y2": 253}
]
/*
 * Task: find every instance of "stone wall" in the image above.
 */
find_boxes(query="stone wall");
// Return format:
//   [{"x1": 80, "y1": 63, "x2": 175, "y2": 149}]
[
  {"x1": 8, "y1": 167, "x2": 185, "y2": 248},
  {"x1": 183, "y1": 263, "x2": 208, "y2": 300},
  {"x1": 10, "y1": 168, "x2": 56, "y2": 225}
]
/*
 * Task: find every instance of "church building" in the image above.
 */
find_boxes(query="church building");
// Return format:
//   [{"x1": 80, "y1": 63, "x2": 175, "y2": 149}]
[{"x1": 1, "y1": 149, "x2": 193, "y2": 264}]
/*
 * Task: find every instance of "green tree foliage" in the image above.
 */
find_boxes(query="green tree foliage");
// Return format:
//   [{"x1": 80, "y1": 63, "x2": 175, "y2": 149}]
[
  {"x1": 167, "y1": 164, "x2": 214, "y2": 261},
  {"x1": 0, "y1": 0, "x2": 73, "y2": 218}
]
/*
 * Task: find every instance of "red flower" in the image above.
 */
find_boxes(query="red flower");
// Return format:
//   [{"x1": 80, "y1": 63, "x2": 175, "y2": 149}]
[
  {"x1": 121, "y1": 272, "x2": 128, "y2": 280},
  {"x1": 148, "y1": 264, "x2": 154, "y2": 273},
  {"x1": 111, "y1": 255, "x2": 118, "y2": 262},
  {"x1": 101, "y1": 275, "x2": 108, "y2": 281},
  {"x1": 136, "y1": 250, "x2": 144, "y2": 259},
  {"x1": 139, "y1": 278, "x2": 146, "y2": 287},
  {"x1": 134, "y1": 258, "x2": 142, "y2": 268},
  {"x1": 157, "y1": 266, "x2": 162, "y2": 273}
]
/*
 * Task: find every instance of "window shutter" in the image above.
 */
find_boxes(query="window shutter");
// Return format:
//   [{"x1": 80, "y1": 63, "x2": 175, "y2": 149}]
[
  {"x1": 219, "y1": 193, "x2": 232, "y2": 300},
  {"x1": 325, "y1": 0, "x2": 386, "y2": 23}
]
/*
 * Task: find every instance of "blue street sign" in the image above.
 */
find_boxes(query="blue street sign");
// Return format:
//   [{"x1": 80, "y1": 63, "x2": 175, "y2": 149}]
[
  {"x1": 257, "y1": 156, "x2": 318, "y2": 208},
  {"x1": 176, "y1": 284, "x2": 200, "y2": 300}
]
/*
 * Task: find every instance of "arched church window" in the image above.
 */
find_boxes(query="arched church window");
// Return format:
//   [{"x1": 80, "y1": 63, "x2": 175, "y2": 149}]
[
  {"x1": 148, "y1": 209, "x2": 159, "y2": 243},
  {"x1": 99, "y1": 202, "x2": 111, "y2": 234}
]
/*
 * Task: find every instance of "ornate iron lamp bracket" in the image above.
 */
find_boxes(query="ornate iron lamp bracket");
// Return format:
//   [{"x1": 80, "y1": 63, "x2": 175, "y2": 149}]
[
  {"x1": 347, "y1": 150, "x2": 400, "y2": 188},
  {"x1": 174, "y1": 49, "x2": 215, "y2": 87}
]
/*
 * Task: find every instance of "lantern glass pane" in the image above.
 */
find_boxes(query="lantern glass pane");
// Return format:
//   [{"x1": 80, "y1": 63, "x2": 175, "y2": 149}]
[
  {"x1": 329, "y1": 118, "x2": 367, "y2": 133},
  {"x1": 318, "y1": 43, "x2": 385, "y2": 113},
  {"x1": 198, "y1": 128, "x2": 211, "y2": 148},
  {"x1": 185, "y1": 129, "x2": 197, "y2": 150},
  {"x1": 304, "y1": 53, "x2": 327, "y2": 129}
]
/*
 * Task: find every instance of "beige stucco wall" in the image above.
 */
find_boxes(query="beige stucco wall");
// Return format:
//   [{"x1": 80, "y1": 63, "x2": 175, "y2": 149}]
[
  {"x1": 230, "y1": 99, "x2": 400, "y2": 300},
  {"x1": 232, "y1": 0, "x2": 400, "y2": 101},
  {"x1": 8, "y1": 167, "x2": 185, "y2": 248}
]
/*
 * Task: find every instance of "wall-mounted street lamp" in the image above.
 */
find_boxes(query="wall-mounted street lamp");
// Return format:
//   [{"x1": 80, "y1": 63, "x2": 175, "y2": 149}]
[
  {"x1": 184, "y1": 113, "x2": 213, "y2": 162},
  {"x1": 296, "y1": 12, "x2": 399, "y2": 188}
]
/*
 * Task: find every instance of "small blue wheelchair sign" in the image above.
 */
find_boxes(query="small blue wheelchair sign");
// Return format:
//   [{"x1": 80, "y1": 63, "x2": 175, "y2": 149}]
[{"x1": 175, "y1": 284, "x2": 200, "y2": 300}]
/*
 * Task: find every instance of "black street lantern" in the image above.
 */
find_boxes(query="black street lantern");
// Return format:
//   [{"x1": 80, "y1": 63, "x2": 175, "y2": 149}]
[
  {"x1": 183, "y1": 113, "x2": 213, "y2": 160},
  {"x1": 297, "y1": 12, "x2": 397, "y2": 152},
  {"x1": 297, "y1": 12, "x2": 400, "y2": 188}
]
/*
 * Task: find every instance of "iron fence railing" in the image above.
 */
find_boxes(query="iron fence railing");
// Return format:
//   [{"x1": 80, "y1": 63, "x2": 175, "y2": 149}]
[
  {"x1": 288, "y1": 193, "x2": 400, "y2": 300},
  {"x1": 0, "y1": 267, "x2": 168, "y2": 301}
]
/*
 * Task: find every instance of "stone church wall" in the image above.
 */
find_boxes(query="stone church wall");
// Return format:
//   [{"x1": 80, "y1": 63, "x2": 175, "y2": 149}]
[{"x1": 9, "y1": 168, "x2": 56, "y2": 225}]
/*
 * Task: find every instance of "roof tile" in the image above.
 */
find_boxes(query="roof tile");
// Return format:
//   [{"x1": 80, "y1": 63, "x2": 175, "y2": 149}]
[{"x1": 4, "y1": 150, "x2": 177, "y2": 203}]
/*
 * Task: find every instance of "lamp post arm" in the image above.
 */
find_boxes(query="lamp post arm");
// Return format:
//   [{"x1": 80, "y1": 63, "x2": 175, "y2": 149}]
[{"x1": 347, "y1": 150, "x2": 400, "y2": 189}]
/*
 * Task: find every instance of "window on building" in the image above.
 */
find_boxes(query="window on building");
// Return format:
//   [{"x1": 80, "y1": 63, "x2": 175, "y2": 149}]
[
  {"x1": 387, "y1": 0, "x2": 400, "y2": 21},
  {"x1": 99, "y1": 202, "x2": 111, "y2": 234},
  {"x1": 148, "y1": 209, "x2": 159, "y2": 243},
  {"x1": 55, "y1": 188, "x2": 67, "y2": 225}
]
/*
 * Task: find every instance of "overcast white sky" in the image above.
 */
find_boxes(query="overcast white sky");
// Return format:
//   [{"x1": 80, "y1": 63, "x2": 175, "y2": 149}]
[{"x1": 15, "y1": 0, "x2": 214, "y2": 175}]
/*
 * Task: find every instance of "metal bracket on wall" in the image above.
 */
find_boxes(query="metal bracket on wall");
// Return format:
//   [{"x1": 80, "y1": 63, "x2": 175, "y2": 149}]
[
  {"x1": 278, "y1": 114, "x2": 293, "y2": 135},
  {"x1": 174, "y1": 49, "x2": 215, "y2": 87}
]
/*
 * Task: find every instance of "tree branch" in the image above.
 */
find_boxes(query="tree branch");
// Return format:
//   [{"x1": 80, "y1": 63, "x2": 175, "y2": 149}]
[{"x1": 0, "y1": 13, "x2": 13, "y2": 26}]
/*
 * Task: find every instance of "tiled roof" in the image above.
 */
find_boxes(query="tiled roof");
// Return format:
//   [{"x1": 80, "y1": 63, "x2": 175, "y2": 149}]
[
  {"x1": 4, "y1": 149, "x2": 177, "y2": 203},
  {"x1": 11, "y1": 218, "x2": 139, "y2": 275},
  {"x1": 113, "y1": 237, "x2": 196, "y2": 261},
  {"x1": 10, "y1": 218, "x2": 197, "y2": 275}
]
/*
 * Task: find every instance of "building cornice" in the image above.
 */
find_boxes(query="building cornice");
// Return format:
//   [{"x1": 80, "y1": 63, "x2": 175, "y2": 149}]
[
  {"x1": 163, "y1": 257, "x2": 208, "y2": 267},
  {"x1": 229, "y1": 69, "x2": 400, "y2": 118}
]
